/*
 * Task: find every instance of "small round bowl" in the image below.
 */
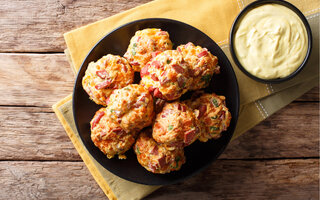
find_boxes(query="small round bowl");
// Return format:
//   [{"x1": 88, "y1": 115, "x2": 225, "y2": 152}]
[{"x1": 229, "y1": 0, "x2": 312, "y2": 84}]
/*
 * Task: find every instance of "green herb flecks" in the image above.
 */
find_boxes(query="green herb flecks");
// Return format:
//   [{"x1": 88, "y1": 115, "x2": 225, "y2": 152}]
[
  {"x1": 132, "y1": 43, "x2": 137, "y2": 56},
  {"x1": 136, "y1": 146, "x2": 141, "y2": 154},
  {"x1": 123, "y1": 87, "x2": 130, "y2": 91},
  {"x1": 175, "y1": 156, "x2": 181, "y2": 168},
  {"x1": 211, "y1": 98, "x2": 219, "y2": 107},
  {"x1": 110, "y1": 109, "x2": 114, "y2": 113},
  {"x1": 168, "y1": 125, "x2": 173, "y2": 131},
  {"x1": 211, "y1": 116, "x2": 217, "y2": 119},
  {"x1": 210, "y1": 126, "x2": 219, "y2": 131},
  {"x1": 166, "y1": 59, "x2": 171, "y2": 64},
  {"x1": 201, "y1": 74, "x2": 212, "y2": 85}
]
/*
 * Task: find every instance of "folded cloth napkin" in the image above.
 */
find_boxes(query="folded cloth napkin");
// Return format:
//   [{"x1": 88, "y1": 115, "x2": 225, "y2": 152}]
[{"x1": 53, "y1": 0, "x2": 319, "y2": 199}]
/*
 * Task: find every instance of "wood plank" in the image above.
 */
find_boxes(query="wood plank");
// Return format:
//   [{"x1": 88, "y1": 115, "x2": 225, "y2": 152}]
[
  {"x1": 0, "y1": 0, "x2": 152, "y2": 52},
  {"x1": 0, "y1": 53, "x2": 74, "y2": 107},
  {"x1": 0, "y1": 53, "x2": 317, "y2": 107},
  {"x1": 0, "y1": 107, "x2": 81, "y2": 161},
  {"x1": 146, "y1": 159, "x2": 319, "y2": 200},
  {"x1": 296, "y1": 86, "x2": 319, "y2": 101},
  {"x1": 220, "y1": 102, "x2": 319, "y2": 159},
  {"x1": 0, "y1": 159, "x2": 318, "y2": 200},
  {"x1": 0, "y1": 102, "x2": 317, "y2": 161},
  {"x1": 0, "y1": 161, "x2": 105, "y2": 199}
]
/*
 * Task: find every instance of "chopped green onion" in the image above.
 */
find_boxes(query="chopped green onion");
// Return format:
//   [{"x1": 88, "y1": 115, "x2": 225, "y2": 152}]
[
  {"x1": 211, "y1": 98, "x2": 219, "y2": 107},
  {"x1": 175, "y1": 156, "x2": 181, "y2": 168},
  {"x1": 168, "y1": 125, "x2": 173, "y2": 131},
  {"x1": 210, "y1": 126, "x2": 219, "y2": 131},
  {"x1": 201, "y1": 74, "x2": 212, "y2": 85},
  {"x1": 136, "y1": 146, "x2": 141, "y2": 154}
]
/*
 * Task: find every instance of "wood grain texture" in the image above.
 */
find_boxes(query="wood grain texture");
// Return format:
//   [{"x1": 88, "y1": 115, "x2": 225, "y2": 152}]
[
  {"x1": 0, "y1": 161, "x2": 105, "y2": 199},
  {"x1": 296, "y1": 86, "x2": 319, "y2": 101},
  {"x1": 0, "y1": 53, "x2": 74, "y2": 107},
  {"x1": 146, "y1": 159, "x2": 319, "y2": 200},
  {"x1": 0, "y1": 107, "x2": 80, "y2": 161},
  {"x1": 0, "y1": 53, "x2": 317, "y2": 107},
  {"x1": 0, "y1": 103, "x2": 317, "y2": 161},
  {"x1": 221, "y1": 102, "x2": 319, "y2": 159},
  {"x1": 0, "y1": 0, "x2": 152, "y2": 52},
  {"x1": 0, "y1": 160, "x2": 317, "y2": 200}
]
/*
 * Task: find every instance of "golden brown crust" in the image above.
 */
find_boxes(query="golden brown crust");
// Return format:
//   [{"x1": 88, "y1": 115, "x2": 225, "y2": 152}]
[
  {"x1": 177, "y1": 42, "x2": 219, "y2": 90},
  {"x1": 134, "y1": 129, "x2": 185, "y2": 174},
  {"x1": 184, "y1": 92, "x2": 232, "y2": 142},
  {"x1": 82, "y1": 54, "x2": 134, "y2": 106},
  {"x1": 106, "y1": 84, "x2": 154, "y2": 133},
  {"x1": 152, "y1": 102, "x2": 200, "y2": 148},
  {"x1": 90, "y1": 108, "x2": 136, "y2": 159},
  {"x1": 140, "y1": 50, "x2": 191, "y2": 101},
  {"x1": 124, "y1": 28, "x2": 173, "y2": 72}
]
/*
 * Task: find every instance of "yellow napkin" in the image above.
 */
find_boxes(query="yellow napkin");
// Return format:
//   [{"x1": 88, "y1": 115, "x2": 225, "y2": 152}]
[{"x1": 53, "y1": 0, "x2": 320, "y2": 199}]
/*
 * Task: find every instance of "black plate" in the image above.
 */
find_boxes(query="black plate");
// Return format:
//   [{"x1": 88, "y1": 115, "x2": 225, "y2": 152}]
[{"x1": 73, "y1": 18, "x2": 239, "y2": 185}]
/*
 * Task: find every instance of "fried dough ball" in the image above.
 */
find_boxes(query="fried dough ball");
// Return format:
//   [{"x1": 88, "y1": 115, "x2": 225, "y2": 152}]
[
  {"x1": 82, "y1": 54, "x2": 134, "y2": 106},
  {"x1": 184, "y1": 92, "x2": 231, "y2": 142},
  {"x1": 177, "y1": 42, "x2": 219, "y2": 90},
  {"x1": 106, "y1": 84, "x2": 154, "y2": 133},
  {"x1": 134, "y1": 129, "x2": 186, "y2": 174},
  {"x1": 140, "y1": 50, "x2": 192, "y2": 101},
  {"x1": 90, "y1": 108, "x2": 136, "y2": 159},
  {"x1": 124, "y1": 28, "x2": 173, "y2": 72},
  {"x1": 152, "y1": 102, "x2": 200, "y2": 149}
]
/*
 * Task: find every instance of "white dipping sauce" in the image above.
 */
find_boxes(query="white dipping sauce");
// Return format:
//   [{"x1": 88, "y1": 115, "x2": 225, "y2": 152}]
[{"x1": 234, "y1": 4, "x2": 308, "y2": 79}]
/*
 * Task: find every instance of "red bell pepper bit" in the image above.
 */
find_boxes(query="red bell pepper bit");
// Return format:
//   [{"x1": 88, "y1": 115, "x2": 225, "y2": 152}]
[
  {"x1": 197, "y1": 50, "x2": 208, "y2": 58},
  {"x1": 151, "y1": 51, "x2": 161, "y2": 58},
  {"x1": 172, "y1": 64, "x2": 184, "y2": 74},
  {"x1": 96, "y1": 69, "x2": 108, "y2": 79},
  {"x1": 130, "y1": 61, "x2": 140, "y2": 66},
  {"x1": 91, "y1": 111, "x2": 105, "y2": 129},
  {"x1": 112, "y1": 127, "x2": 125, "y2": 135},
  {"x1": 152, "y1": 60, "x2": 162, "y2": 69},
  {"x1": 148, "y1": 86, "x2": 155, "y2": 93},
  {"x1": 105, "y1": 97, "x2": 110, "y2": 105},
  {"x1": 198, "y1": 105, "x2": 207, "y2": 119},
  {"x1": 184, "y1": 129, "x2": 197, "y2": 145},
  {"x1": 177, "y1": 103, "x2": 186, "y2": 112},
  {"x1": 158, "y1": 156, "x2": 167, "y2": 168},
  {"x1": 153, "y1": 88, "x2": 163, "y2": 99},
  {"x1": 140, "y1": 66, "x2": 149, "y2": 77},
  {"x1": 177, "y1": 76, "x2": 185, "y2": 88},
  {"x1": 95, "y1": 79, "x2": 112, "y2": 89},
  {"x1": 157, "y1": 31, "x2": 167, "y2": 36},
  {"x1": 151, "y1": 74, "x2": 159, "y2": 81},
  {"x1": 151, "y1": 145, "x2": 159, "y2": 155}
]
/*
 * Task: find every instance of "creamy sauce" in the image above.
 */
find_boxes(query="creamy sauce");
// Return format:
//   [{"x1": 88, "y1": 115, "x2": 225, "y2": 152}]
[{"x1": 234, "y1": 4, "x2": 308, "y2": 79}]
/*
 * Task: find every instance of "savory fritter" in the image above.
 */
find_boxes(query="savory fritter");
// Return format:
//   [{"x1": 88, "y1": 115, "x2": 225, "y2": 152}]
[
  {"x1": 90, "y1": 108, "x2": 136, "y2": 159},
  {"x1": 152, "y1": 102, "x2": 200, "y2": 149},
  {"x1": 124, "y1": 28, "x2": 173, "y2": 72},
  {"x1": 184, "y1": 92, "x2": 231, "y2": 142},
  {"x1": 106, "y1": 84, "x2": 154, "y2": 133},
  {"x1": 82, "y1": 54, "x2": 134, "y2": 106},
  {"x1": 134, "y1": 129, "x2": 186, "y2": 174},
  {"x1": 140, "y1": 50, "x2": 192, "y2": 101},
  {"x1": 177, "y1": 42, "x2": 219, "y2": 90}
]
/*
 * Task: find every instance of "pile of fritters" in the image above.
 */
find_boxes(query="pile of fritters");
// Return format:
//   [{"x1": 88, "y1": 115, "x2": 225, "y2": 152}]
[{"x1": 82, "y1": 28, "x2": 231, "y2": 174}]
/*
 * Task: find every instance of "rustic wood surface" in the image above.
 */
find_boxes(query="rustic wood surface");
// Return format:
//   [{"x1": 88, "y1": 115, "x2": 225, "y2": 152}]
[{"x1": 0, "y1": 1, "x2": 318, "y2": 200}]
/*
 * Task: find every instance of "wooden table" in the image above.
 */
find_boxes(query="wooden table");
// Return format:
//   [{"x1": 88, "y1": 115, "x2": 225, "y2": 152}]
[{"x1": 0, "y1": 1, "x2": 318, "y2": 199}]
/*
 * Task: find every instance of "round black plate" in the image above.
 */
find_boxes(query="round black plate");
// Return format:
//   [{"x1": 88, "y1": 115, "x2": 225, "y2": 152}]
[{"x1": 73, "y1": 18, "x2": 239, "y2": 185}]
